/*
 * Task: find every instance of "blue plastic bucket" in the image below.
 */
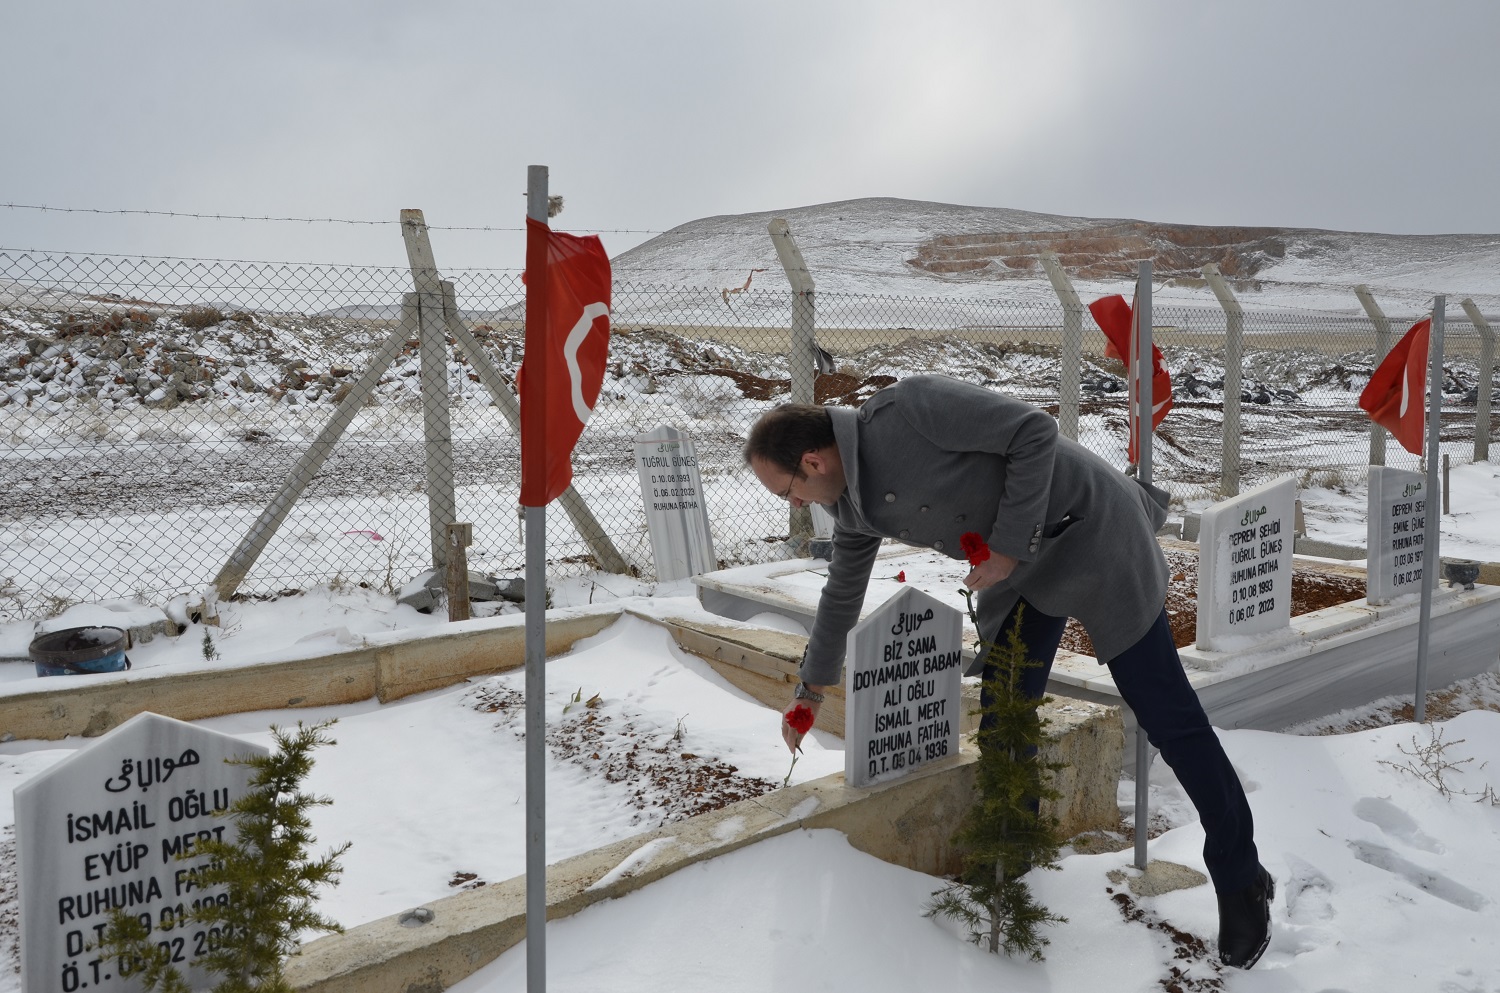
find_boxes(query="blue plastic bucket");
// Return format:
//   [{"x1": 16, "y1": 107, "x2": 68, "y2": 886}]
[{"x1": 29, "y1": 626, "x2": 131, "y2": 677}]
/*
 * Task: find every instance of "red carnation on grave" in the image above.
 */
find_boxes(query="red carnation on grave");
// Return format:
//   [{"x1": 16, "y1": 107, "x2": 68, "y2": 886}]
[
  {"x1": 895, "y1": 570, "x2": 906, "y2": 583},
  {"x1": 960, "y1": 532, "x2": 991, "y2": 567},
  {"x1": 785, "y1": 704, "x2": 816, "y2": 735}
]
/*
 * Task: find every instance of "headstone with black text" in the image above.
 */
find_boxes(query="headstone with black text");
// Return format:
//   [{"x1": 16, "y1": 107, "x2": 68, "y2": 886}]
[
  {"x1": 15, "y1": 712, "x2": 267, "y2": 993},
  {"x1": 844, "y1": 585, "x2": 963, "y2": 788},
  {"x1": 1365, "y1": 465, "x2": 1428, "y2": 605},
  {"x1": 633, "y1": 425, "x2": 716, "y2": 581},
  {"x1": 810, "y1": 504, "x2": 835, "y2": 540},
  {"x1": 1195, "y1": 475, "x2": 1297, "y2": 651}
]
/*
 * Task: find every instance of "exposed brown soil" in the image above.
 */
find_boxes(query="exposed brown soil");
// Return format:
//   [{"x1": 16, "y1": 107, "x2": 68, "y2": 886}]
[
  {"x1": 659, "y1": 366, "x2": 895, "y2": 406},
  {"x1": 1109, "y1": 888, "x2": 1228, "y2": 992},
  {"x1": 0, "y1": 828, "x2": 14, "y2": 979},
  {"x1": 908, "y1": 220, "x2": 1289, "y2": 284},
  {"x1": 1059, "y1": 547, "x2": 1368, "y2": 657},
  {"x1": 469, "y1": 683, "x2": 780, "y2": 826}
]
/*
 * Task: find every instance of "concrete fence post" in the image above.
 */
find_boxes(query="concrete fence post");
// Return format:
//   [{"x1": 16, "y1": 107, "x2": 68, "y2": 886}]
[
  {"x1": 1039, "y1": 252, "x2": 1084, "y2": 441},
  {"x1": 1355, "y1": 285, "x2": 1395, "y2": 466},
  {"x1": 1201, "y1": 264, "x2": 1244, "y2": 496},
  {"x1": 211, "y1": 315, "x2": 409, "y2": 601},
  {"x1": 400, "y1": 209, "x2": 458, "y2": 574},
  {"x1": 1460, "y1": 298, "x2": 1495, "y2": 462},
  {"x1": 768, "y1": 218, "x2": 817, "y2": 543}
]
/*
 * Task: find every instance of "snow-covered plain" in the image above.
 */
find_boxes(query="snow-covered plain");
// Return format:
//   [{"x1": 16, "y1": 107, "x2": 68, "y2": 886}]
[{"x1": 6, "y1": 195, "x2": 1500, "y2": 616}]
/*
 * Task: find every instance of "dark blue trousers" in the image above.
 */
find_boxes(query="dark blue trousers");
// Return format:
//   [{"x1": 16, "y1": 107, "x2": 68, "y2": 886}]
[{"x1": 981, "y1": 597, "x2": 1261, "y2": 894}]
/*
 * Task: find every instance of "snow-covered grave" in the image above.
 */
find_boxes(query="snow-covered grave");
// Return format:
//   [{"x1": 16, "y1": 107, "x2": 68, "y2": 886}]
[{"x1": 695, "y1": 532, "x2": 1500, "y2": 738}]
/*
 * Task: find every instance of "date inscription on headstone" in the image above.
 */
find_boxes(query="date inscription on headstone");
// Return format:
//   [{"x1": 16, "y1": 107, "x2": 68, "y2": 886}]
[
  {"x1": 14, "y1": 712, "x2": 267, "y2": 993},
  {"x1": 1366, "y1": 465, "x2": 1427, "y2": 604},
  {"x1": 1195, "y1": 475, "x2": 1297, "y2": 650},
  {"x1": 634, "y1": 425, "x2": 715, "y2": 581},
  {"x1": 844, "y1": 586, "x2": 963, "y2": 788}
]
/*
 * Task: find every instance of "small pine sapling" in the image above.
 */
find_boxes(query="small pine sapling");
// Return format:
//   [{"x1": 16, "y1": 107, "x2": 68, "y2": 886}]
[
  {"x1": 99, "y1": 720, "x2": 350, "y2": 993},
  {"x1": 927, "y1": 596, "x2": 1067, "y2": 959}
]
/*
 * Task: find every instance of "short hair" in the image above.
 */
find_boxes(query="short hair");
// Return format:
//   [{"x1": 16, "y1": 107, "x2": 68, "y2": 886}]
[{"x1": 743, "y1": 403, "x2": 835, "y2": 474}]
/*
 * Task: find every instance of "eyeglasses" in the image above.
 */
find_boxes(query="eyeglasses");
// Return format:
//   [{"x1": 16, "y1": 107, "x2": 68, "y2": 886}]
[{"x1": 777, "y1": 468, "x2": 803, "y2": 501}]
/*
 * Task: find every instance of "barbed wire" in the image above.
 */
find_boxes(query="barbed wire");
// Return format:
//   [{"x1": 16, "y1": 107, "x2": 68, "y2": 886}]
[{"x1": 0, "y1": 202, "x2": 664, "y2": 236}]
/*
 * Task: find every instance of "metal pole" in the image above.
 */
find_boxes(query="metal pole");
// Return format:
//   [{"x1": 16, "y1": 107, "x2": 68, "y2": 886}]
[
  {"x1": 523, "y1": 164, "x2": 550, "y2": 993},
  {"x1": 1133, "y1": 260, "x2": 1153, "y2": 871},
  {"x1": 1414, "y1": 296, "x2": 1445, "y2": 723}
]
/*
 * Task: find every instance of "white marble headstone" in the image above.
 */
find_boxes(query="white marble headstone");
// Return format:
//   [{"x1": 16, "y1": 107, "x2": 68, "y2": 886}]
[
  {"x1": 1365, "y1": 465, "x2": 1428, "y2": 605},
  {"x1": 844, "y1": 585, "x2": 963, "y2": 788},
  {"x1": 634, "y1": 425, "x2": 716, "y2": 582},
  {"x1": 1195, "y1": 475, "x2": 1297, "y2": 651},
  {"x1": 14, "y1": 712, "x2": 267, "y2": 993}
]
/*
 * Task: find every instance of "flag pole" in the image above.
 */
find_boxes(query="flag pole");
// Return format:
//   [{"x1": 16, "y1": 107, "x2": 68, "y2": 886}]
[
  {"x1": 1133, "y1": 260, "x2": 1153, "y2": 871},
  {"x1": 523, "y1": 164, "x2": 550, "y2": 993},
  {"x1": 1413, "y1": 295, "x2": 1445, "y2": 723}
]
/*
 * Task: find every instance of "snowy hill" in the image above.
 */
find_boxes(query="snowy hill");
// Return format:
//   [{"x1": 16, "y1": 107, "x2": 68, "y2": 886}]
[{"x1": 612, "y1": 197, "x2": 1500, "y2": 315}]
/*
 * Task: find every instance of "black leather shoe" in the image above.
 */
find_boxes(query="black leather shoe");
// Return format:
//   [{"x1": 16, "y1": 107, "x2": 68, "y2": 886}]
[{"x1": 1217, "y1": 865, "x2": 1274, "y2": 969}]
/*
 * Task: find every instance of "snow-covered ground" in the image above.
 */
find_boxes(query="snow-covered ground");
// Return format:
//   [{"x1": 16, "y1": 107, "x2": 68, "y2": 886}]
[
  {"x1": 0, "y1": 463, "x2": 1496, "y2": 989},
  {"x1": 4, "y1": 591, "x2": 1498, "y2": 993}
]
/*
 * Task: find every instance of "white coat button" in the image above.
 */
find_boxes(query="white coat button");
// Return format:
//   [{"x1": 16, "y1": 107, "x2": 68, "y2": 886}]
[{"x1": 885, "y1": 492, "x2": 896, "y2": 502}]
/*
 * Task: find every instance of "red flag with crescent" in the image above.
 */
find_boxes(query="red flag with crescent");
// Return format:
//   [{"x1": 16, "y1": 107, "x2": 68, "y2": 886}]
[
  {"x1": 518, "y1": 217, "x2": 612, "y2": 506},
  {"x1": 1358, "y1": 317, "x2": 1430, "y2": 456},
  {"x1": 1088, "y1": 294, "x2": 1173, "y2": 463}
]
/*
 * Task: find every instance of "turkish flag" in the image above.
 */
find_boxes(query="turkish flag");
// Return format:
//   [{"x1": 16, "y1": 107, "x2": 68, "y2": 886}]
[
  {"x1": 1088, "y1": 294, "x2": 1173, "y2": 463},
  {"x1": 1358, "y1": 317, "x2": 1430, "y2": 456},
  {"x1": 518, "y1": 217, "x2": 612, "y2": 506}
]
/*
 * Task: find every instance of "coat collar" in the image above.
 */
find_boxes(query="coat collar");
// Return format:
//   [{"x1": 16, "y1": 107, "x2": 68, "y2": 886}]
[{"x1": 828, "y1": 405, "x2": 867, "y2": 525}]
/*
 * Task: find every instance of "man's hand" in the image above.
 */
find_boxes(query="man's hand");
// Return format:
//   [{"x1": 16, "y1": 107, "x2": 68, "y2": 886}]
[
  {"x1": 782, "y1": 688, "x2": 827, "y2": 753},
  {"x1": 964, "y1": 551, "x2": 1019, "y2": 591}
]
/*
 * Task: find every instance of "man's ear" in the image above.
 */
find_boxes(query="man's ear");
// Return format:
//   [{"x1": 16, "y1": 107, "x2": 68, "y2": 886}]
[{"x1": 800, "y1": 448, "x2": 826, "y2": 476}]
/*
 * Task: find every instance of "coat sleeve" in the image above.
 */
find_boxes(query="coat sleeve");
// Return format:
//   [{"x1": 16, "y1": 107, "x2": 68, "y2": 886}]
[
  {"x1": 897, "y1": 376, "x2": 1058, "y2": 562},
  {"x1": 799, "y1": 523, "x2": 882, "y2": 686}
]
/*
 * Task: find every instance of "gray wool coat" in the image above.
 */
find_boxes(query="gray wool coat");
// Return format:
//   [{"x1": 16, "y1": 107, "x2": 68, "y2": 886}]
[{"x1": 799, "y1": 374, "x2": 1171, "y2": 687}]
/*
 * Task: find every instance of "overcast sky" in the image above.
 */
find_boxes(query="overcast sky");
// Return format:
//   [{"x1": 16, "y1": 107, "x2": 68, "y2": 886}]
[{"x1": 4, "y1": 0, "x2": 1498, "y2": 270}]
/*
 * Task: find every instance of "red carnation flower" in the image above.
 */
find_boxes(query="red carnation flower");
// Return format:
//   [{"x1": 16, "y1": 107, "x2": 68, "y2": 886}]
[
  {"x1": 785, "y1": 704, "x2": 816, "y2": 735},
  {"x1": 895, "y1": 570, "x2": 906, "y2": 583},
  {"x1": 960, "y1": 531, "x2": 991, "y2": 567}
]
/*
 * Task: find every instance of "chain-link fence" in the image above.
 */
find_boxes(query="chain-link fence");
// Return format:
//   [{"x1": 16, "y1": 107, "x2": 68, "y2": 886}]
[{"x1": 2, "y1": 248, "x2": 1494, "y2": 621}]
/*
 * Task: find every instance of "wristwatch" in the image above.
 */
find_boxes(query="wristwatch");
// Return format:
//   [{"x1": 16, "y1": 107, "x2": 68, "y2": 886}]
[{"x1": 793, "y1": 681, "x2": 825, "y2": 703}]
